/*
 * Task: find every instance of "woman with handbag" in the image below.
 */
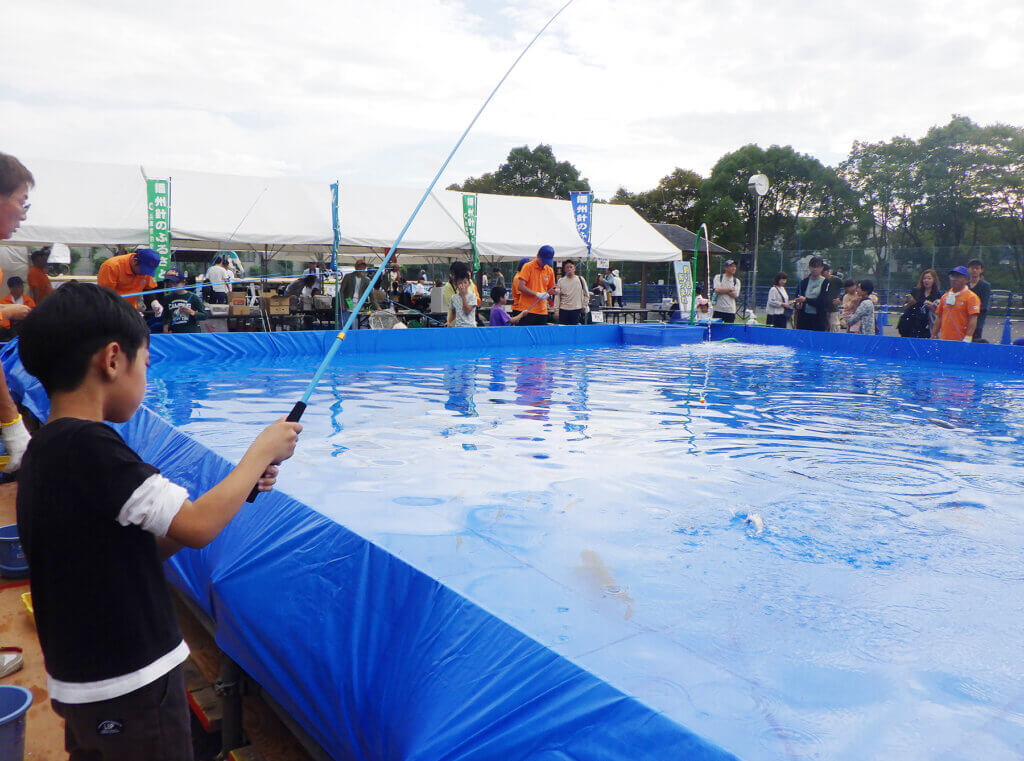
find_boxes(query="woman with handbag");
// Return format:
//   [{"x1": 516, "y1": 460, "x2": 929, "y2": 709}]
[
  {"x1": 897, "y1": 268, "x2": 941, "y2": 338},
  {"x1": 765, "y1": 272, "x2": 792, "y2": 328}
]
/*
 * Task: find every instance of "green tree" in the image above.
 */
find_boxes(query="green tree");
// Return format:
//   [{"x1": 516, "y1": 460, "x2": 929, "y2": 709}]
[
  {"x1": 699, "y1": 144, "x2": 860, "y2": 254},
  {"x1": 916, "y1": 116, "x2": 988, "y2": 248},
  {"x1": 448, "y1": 144, "x2": 590, "y2": 199},
  {"x1": 840, "y1": 136, "x2": 924, "y2": 259},
  {"x1": 610, "y1": 169, "x2": 703, "y2": 230}
]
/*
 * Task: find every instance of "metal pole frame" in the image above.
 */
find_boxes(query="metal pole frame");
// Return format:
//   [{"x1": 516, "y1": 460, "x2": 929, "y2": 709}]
[{"x1": 750, "y1": 194, "x2": 761, "y2": 314}]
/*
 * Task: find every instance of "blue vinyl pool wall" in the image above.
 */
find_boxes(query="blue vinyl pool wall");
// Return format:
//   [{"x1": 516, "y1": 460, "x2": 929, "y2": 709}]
[{"x1": 1, "y1": 325, "x2": 1021, "y2": 761}]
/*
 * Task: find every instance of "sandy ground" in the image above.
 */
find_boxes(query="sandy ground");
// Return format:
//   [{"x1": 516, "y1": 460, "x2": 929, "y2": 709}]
[{"x1": 0, "y1": 481, "x2": 311, "y2": 761}]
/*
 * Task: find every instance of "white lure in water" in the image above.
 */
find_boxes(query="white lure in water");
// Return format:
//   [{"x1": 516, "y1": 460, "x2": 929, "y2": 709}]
[{"x1": 745, "y1": 512, "x2": 766, "y2": 534}]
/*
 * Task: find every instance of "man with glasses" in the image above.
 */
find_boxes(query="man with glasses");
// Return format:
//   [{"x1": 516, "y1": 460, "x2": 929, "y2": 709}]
[{"x1": 0, "y1": 154, "x2": 44, "y2": 471}]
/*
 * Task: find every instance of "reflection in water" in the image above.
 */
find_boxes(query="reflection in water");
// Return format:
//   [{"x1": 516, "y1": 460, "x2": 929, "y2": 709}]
[
  {"x1": 443, "y1": 363, "x2": 477, "y2": 417},
  {"x1": 514, "y1": 359, "x2": 553, "y2": 422}
]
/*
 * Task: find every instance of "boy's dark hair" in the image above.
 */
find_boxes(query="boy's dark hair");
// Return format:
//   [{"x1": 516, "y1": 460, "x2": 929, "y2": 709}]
[
  {"x1": 773, "y1": 272, "x2": 788, "y2": 285},
  {"x1": 0, "y1": 153, "x2": 34, "y2": 196},
  {"x1": 18, "y1": 282, "x2": 149, "y2": 395},
  {"x1": 967, "y1": 258, "x2": 984, "y2": 268},
  {"x1": 843, "y1": 279, "x2": 856, "y2": 289},
  {"x1": 858, "y1": 279, "x2": 874, "y2": 295},
  {"x1": 808, "y1": 256, "x2": 824, "y2": 268},
  {"x1": 490, "y1": 286, "x2": 506, "y2": 302},
  {"x1": 562, "y1": 259, "x2": 576, "y2": 268},
  {"x1": 450, "y1": 261, "x2": 471, "y2": 280}
]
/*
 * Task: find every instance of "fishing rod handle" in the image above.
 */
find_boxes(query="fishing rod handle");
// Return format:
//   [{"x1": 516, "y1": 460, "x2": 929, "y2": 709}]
[{"x1": 245, "y1": 401, "x2": 307, "y2": 502}]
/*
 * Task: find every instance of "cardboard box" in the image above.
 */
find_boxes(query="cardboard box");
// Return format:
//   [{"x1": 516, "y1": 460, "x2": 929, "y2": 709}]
[
  {"x1": 267, "y1": 305, "x2": 290, "y2": 315},
  {"x1": 264, "y1": 295, "x2": 290, "y2": 307},
  {"x1": 229, "y1": 304, "x2": 252, "y2": 316}
]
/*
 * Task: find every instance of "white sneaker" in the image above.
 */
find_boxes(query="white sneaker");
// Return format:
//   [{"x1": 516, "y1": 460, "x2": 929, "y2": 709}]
[{"x1": 0, "y1": 649, "x2": 23, "y2": 678}]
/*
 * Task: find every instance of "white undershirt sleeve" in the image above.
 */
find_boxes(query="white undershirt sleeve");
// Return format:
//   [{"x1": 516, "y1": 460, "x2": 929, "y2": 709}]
[{"x1": 116, "y1": 474, "x2": 188, "y2": 538}]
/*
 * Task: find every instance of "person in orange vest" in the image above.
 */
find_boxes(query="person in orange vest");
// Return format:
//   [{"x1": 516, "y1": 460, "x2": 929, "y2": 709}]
[
  {"x1": 97, "y1": 248, "x2": 164, "y2": 316},
  {"x1": 27, "y1": 248, "x2": 53, "y2": 303},
  {"x1": 513, "y1": 246, "x2": 559, "y2": 326},
  {"x1": 0, "y1": 152, "x2": 39, "y2": 471},
  {"x1": 932, "y1": 265, "x2": 981, "y2": 342},
  {"x1": 0, "y1": 276, "x2": 36, "y2": 334}
]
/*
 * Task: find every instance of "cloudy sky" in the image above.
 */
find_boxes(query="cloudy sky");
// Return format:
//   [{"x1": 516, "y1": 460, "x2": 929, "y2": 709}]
[{"x1": 3, "y1": 0, "x2": 1023, "y2": 199}]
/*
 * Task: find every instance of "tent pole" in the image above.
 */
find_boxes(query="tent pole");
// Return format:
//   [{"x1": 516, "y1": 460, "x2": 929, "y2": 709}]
[{"x1": 641, "y1": 263, "x2": 648, "y2": 309}]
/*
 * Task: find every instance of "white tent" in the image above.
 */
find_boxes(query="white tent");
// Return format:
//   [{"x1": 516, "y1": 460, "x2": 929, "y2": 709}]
[{"x1": 5, "y1": 158, "x2": 681, "y2": 265}]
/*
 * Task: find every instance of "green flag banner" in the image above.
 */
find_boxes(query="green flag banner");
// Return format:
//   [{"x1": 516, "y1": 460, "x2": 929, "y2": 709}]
[
  {"x1": 462, "y1": 193, "x2": 479, "y2": 272},
  {"x1": 146, "y1": 179, "x2": 171, "y2": 279}
]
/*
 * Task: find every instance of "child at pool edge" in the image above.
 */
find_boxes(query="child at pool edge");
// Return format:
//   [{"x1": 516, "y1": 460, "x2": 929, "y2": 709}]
[
  {"x1": 447, "y1": 270, "x2": 479, "y2": 327},
  {"x1": 489, "y1": 286, "x2": 525, "y2": 326},
  {"x1": 15, "y1": 282, "x2": 301, "y2": 761}
]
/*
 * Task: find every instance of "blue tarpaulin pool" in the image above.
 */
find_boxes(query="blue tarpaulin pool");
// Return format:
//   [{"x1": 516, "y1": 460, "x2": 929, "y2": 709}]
[{"x1": 5, "y1": 325, "x2": 1024, "y2": 760}]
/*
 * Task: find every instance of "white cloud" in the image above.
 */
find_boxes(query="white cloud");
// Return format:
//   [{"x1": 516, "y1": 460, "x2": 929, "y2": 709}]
[{"x1": 3, "y1": 0, "x2": 1022, "y2": 201}]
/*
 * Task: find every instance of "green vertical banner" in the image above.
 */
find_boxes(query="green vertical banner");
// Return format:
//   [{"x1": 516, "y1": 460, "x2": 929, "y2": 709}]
[
  {"x1": 146, "y1": 179, "x2": 171, "y2": 279},
  {"x1": 462, "y1": 193, "x2": 479, "y2": 272}
]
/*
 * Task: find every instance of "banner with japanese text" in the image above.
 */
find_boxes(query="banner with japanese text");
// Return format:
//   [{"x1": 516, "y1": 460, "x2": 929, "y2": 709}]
[
  {"x1": 146, "y1": 179, "x2": 171, "y2": 279},
  {"x1": 570, "y1": 191, "x2": 592, "y2": 249},
  {"x1": 462, "y1": 194, "x2": 479, "y2": 272},
  {"x1": 330, "y1": 182, "x2": 341, "y2": 272},
  {"x1": 674, "y1": 259, "x2": 695, "y2": 320}
]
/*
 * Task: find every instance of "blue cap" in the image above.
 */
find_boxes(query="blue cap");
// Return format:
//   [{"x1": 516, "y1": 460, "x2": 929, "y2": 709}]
[
  {"x1": 949, "y1": 265, "x2": 969, "y2": 277},
  {"x1": 163, "y1": 268, "x2": 185, "y2": 284},
  {"x1": 517, "y1": 257, "x2": 530, "y2": 272},
  {"x1": 538, "y1": 245, "x2": 555, "y2": 265},
  {"x1": 6, "y1": 276, "x2": 23, "y2": 288},
  {"x1": 134, "y1": 248, "x2": 160, "y2": 277}
]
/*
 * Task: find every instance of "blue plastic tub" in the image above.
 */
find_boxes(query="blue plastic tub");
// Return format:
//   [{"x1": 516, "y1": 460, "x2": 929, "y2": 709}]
[
  {"x1": 0, "y1": 526, "x2": 28, "y2": 580},
  {"x1": 0, "y1": 685, "x2": 32, "y2": 761}
]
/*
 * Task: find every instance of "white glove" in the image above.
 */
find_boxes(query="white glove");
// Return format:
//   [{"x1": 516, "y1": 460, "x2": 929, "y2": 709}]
[
  {"x1": 2, "y1": 416, "x2": 31, "y2": 474},
  {"x1": 962, "y1": 335, "x2": 973, "y2": 343},
  {"x1": 150, "y1": 299, "x2": 164, "y2": 317},
  {"x1": 536, "y1": 292, "x2": 550, "y2": 301}
]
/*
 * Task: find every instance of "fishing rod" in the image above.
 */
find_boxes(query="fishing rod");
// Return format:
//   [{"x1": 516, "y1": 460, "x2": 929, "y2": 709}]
[
  {"x1": 245, "y1": 0, "x2": 576, "y2": 501},
  {"x1": 122, "y1": 273, "x2": 313, "y2": 300}
]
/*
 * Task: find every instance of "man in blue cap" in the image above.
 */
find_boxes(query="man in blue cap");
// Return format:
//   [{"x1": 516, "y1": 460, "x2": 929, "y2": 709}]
[
  {"x1": 97, "y1": 248, "x2": 164, "y2": 316},
  {"x1": 932, "y1": 265, "x2": 981, "y2": 342},
  {"x1": 513, "y1": 246, "x2": 558, "y2": 326}
]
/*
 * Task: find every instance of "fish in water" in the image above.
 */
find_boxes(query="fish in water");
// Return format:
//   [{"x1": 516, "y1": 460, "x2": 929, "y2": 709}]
[
  {"x1": 577, "y1": 550, "x2": 634, "y2": 620},
  {"x1": 745, "y1": 512, "x2": 766, "y2": 535},
  {"x1": 927, "y1": 417, "x2": 957, "y2": 430}
]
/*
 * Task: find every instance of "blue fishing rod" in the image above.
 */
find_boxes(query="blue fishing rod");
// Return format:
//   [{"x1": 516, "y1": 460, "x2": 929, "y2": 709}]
[{"x1": 246, "y1": 0, "x2": 576, "y2": 500}]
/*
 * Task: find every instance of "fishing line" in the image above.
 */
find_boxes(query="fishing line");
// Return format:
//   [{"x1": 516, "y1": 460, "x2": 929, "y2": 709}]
[
  {"x1": 245, "y1": 0, "x2": 577, "y2": 501},
  {"x1": 696, "y1": 223, "x2": 712, "y2": 404}
]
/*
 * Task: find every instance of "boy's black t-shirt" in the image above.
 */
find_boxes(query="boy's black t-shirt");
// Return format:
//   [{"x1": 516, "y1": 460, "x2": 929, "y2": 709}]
[{"x1": 16, "y1": 419, "x2": 184, "y2": 684}]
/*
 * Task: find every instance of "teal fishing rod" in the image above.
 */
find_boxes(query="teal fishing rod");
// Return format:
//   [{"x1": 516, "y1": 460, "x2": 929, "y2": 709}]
[{"x1": 247, "y1": 0, "x2": 576, "y2": 501}]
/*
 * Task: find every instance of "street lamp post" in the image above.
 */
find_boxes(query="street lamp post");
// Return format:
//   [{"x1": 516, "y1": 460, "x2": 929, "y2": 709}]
[{"x1": 747, "y1": 173, "x2": 769, "y2": 316}]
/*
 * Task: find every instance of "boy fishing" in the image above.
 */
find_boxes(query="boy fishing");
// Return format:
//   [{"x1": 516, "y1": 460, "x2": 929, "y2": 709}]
[{"x1": 16, "y1": 282, "x2": 301, "y2": 760}]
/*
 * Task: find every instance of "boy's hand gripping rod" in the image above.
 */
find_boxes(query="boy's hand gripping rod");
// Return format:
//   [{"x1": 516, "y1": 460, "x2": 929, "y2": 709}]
[{"x1": 247, "y1": 0, "x2": 575, "y2": 501}]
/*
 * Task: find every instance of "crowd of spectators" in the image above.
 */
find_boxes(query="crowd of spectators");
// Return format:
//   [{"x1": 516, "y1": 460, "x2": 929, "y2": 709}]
[{"x1": 759, "y1": 255, "x2": 993, "y2": 343}]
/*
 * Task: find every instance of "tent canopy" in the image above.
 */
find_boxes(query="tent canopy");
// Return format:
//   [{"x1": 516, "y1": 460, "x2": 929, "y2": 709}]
[{"x1": 8, "y1": 158, "x2": 680, "y2": 264}]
